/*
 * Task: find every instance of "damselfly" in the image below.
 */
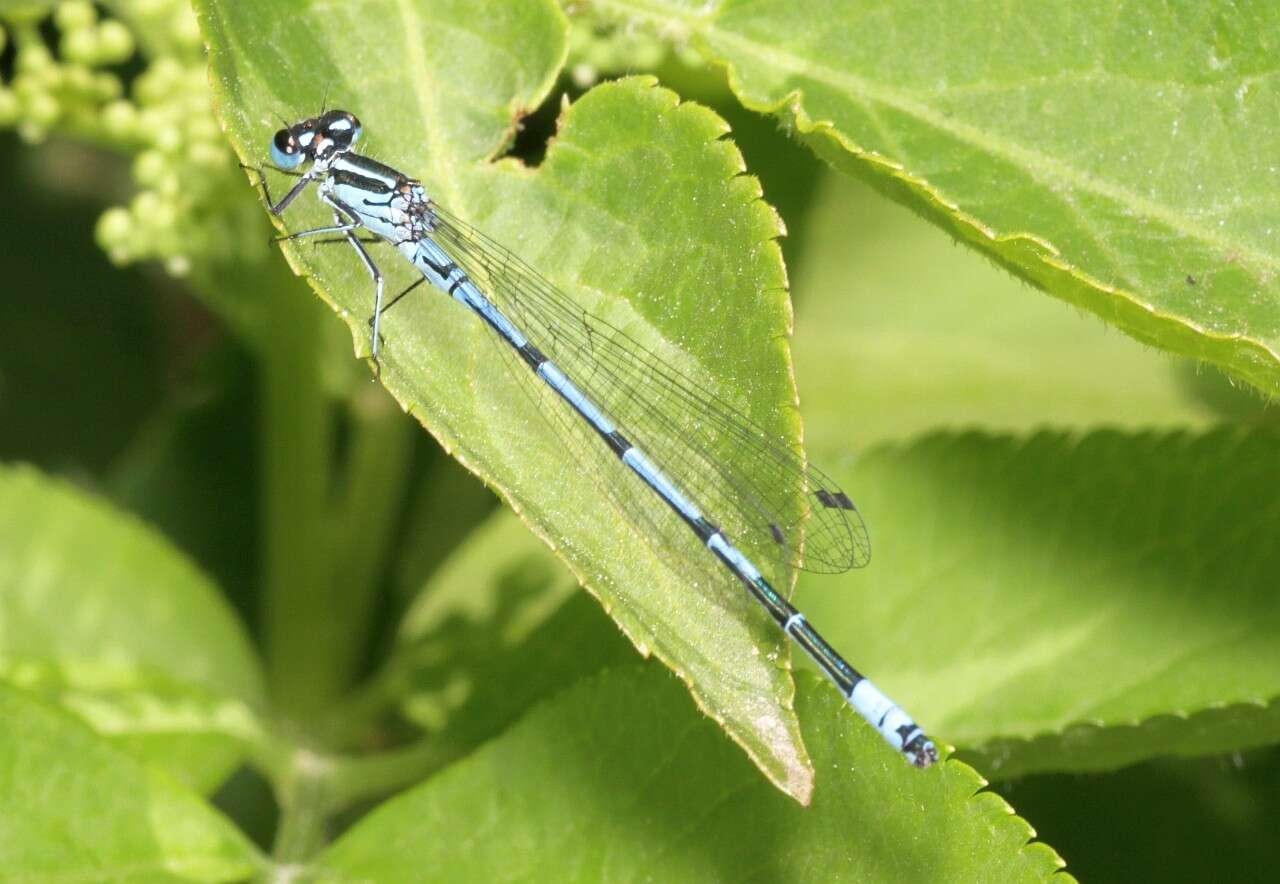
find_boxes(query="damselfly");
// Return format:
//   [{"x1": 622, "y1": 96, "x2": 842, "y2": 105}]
[{"x1": 252, "y1": 109, "x2": 937, "y2": 768}]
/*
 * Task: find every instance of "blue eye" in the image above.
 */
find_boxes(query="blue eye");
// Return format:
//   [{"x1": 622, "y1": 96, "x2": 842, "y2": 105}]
[{"x1": 270, "y1": 129, "x2": 303, "y2": 170}]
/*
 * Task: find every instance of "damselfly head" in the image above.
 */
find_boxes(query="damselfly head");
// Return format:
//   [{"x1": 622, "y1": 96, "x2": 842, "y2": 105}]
[{"x1": 269, "y1": 110, "x2": 362, "y2": 170}]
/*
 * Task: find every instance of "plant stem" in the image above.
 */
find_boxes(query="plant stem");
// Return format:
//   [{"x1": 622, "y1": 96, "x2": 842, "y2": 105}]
[
  {"x1": 314, "y1": 655, "x2": 413, "y2": 747},
  {"x1": 259, "y1": 269, "x2": 337, "y2": 721},
  {"x1": 271, "y1": 749, "x2": 335, "y2": 864},
  {"x1": 267, "y1": 737, "x2": 455, "y2": 863},
  {"x1": 321, "y1": 384, "x2": 415, "y2": 713},
  {"x1": 325, "y1": 738, "x2": 462, "y2": 808}
]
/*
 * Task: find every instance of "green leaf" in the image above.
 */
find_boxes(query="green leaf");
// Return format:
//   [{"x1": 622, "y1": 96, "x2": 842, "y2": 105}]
[
  {"x1": 0, "y1": 683, "x2": 263, "y2": 882},
  {"x1": 994, "y1": 748, "x2": 1280, "y2": 884},
  {"x1": 198, "y1": 2, "x2": 818, "y2": 796},
  {"x1": 792, "y1": 172, "x2": 1233, "y2": 452},
  {"x1": 386, "y1": 509, "x2": 638, "y2": 757},
  {"x1": 793, "y1": 429, "x2": 1280, "y2": 779},
  {"x1": 595, "y1": 1, "x2": 1280, "y2": 397},
  {"x1": 313, "y1": 667, "x2": 1070, "y2": 883},
  {"x1": 0, "y1": 464, "x2": 266, "y2": 792}
]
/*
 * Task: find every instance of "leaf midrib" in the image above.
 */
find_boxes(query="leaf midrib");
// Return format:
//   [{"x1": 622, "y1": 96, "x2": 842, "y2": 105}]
[{"x1": 394, "y1": 0, "x2": 450, "y2": 202}]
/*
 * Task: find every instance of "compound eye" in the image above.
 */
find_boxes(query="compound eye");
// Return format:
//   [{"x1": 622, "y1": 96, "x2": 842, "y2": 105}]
[
  {"x1": 320, "y1": 110, "x2": 361, "y2": 149},
  {"x1": 270, "y1": 128, "x2": 303, "y2": 170}
]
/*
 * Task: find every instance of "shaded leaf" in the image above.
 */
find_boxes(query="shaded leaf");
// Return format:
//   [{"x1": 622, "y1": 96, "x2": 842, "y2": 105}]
[
  {"x1": 793, "y1": 429, "x2": 1280, "y2": 779},
  {"x1": 314, "y1": 668, "x2": 1071, "y2": 883},
  {"x1": 389, "y1": 509, "x2": 637, "y2": 757},
  {"x1": 791, "y1": 172, "x2": 1229, "y2": 452},
  {"x1": 994, "y1": 748, "x2": 1280, "y2": 884}
]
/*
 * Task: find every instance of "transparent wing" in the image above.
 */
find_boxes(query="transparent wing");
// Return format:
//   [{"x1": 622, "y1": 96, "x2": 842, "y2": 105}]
[
  {"x1": 428, "y1": 205, "x2": 870, "y2": 574},
  {"x1": 480, "y1": 311, "x2": 732, "y2": 591}
]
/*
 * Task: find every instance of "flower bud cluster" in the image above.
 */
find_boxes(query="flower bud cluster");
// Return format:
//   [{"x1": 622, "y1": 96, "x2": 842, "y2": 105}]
[{"x1": 0, "y1": 1, "x2": 266, "y2": 279}]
